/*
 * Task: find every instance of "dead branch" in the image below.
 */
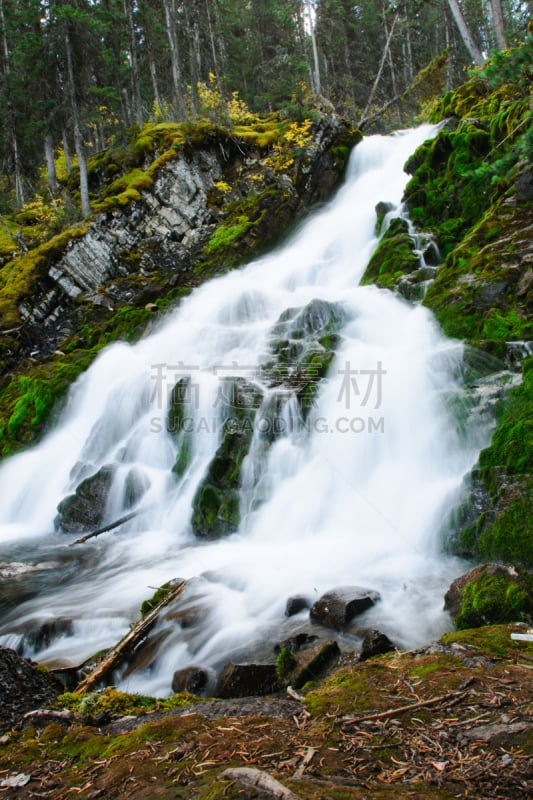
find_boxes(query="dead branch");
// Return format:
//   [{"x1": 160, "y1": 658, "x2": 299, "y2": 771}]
[
  {"x1": 71, "y1": 504, "x2": 156, "y2": 545},
  {"x1": 23, "y1": 709, "x2": 75, "y2": 721},
  {"x1": 74, "y1": 580, "x2": 187, "y2": 693},
  {"x1": 341, "y1": 678, "x2": 475, "y2": 726},
  {"x1": 220, "y1": 767, "x2": 303, "y2": 799}
]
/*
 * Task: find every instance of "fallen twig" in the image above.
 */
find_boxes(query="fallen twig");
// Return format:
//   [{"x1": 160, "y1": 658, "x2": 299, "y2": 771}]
[
  {"x1": 341, "y1": 679, "x2": 475, "y2": 726},
  {"x1": 71, "y1": 504, "x2": 156, "y2": 545}
]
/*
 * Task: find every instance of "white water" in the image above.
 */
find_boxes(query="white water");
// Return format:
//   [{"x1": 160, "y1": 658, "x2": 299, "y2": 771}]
[{"x1": 0, "y1": 126, "x2": 491, "y2": 694}]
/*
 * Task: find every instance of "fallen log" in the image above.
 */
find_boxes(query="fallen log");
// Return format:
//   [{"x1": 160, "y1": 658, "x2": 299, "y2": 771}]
[
  {"x1": 220, "y1": 767, "x2": 303, "y2": 800},
  {"x1": 74, "y1": 580, "x2": 187, "y2": 693}
]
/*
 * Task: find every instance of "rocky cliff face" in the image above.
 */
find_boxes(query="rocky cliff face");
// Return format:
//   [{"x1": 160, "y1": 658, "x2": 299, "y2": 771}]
[{"x1": 0, "y1": 114, "x2": 358, "y2": 455}]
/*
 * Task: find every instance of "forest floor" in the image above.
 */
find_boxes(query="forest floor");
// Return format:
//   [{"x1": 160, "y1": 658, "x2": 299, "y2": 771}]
[{"x1": 0, "y1": 624, "x2": 532, "y2": 799}]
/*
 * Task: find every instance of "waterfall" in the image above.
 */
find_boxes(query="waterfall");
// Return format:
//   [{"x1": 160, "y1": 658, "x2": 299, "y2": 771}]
[{"x1": 0, "y1": 125, "x2": 493, "y2": 695}]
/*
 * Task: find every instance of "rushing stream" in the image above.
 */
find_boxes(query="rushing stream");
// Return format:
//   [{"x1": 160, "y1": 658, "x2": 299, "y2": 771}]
[{"x1": 0, "y1": 125, "x2": 495, "y2": 695}]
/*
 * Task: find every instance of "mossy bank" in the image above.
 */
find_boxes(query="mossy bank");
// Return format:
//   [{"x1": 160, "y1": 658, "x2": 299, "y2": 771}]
[{"x1": 362, "y1": 37, "x2": 533, "y2": 569}]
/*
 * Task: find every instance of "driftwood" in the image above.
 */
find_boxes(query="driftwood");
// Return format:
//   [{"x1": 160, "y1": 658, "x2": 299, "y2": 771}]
[
  {"x1": 74, "y1": 580, "x2": 187, "y2": 693},
  {"x1": 220, "y1": 767, "x2": 303, "y2": 800},
  {"x1": 341, "y1": 678, "x2": 475, "y2": 726}
]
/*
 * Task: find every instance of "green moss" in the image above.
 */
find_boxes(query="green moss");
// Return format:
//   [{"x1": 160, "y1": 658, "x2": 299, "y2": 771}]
[
  {"x1": 474, "y1": 479, "x2": 533, "y2": 566},
  {"x1": 454, "y1": 572, "x2": 533, "y2": 630},
  {"x1": 479, "y1": 359, "x2": 533, "y2": 487},
  {"x1": 361, "y1": 218, "x2": 419, "y2": 289},
  {"x1": 305, "y1": 663, "x2": 390, "y2": 717},
  {"x1": 441, "y1": 623, "x2": 527, "y2": 658},
  {"x1": 55, "y1": 688, "x2": 197, "y2": 716},
  {"x1": 139, "y1": 582, "x2": 177, "y2": 617},
  {"x1": 0, "y1": 349, "x2": 97, "y2": 454},
  {"x1": 275, "y1": 647, "x2": 297, "y2": 683},
  {"x1": 0, "y1": 225, "x2": 88, "y2": 328},
  {"x1": 0, "y1": 305, "x2": 153, "y2": 456},
  {"x1": 204, "y1": 214, "x2": 253, "y2": 256}
]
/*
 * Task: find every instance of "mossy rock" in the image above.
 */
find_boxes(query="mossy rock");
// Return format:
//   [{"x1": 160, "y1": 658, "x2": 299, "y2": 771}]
[
  {"x1": 448, "y1": 358, "x2": 533, "y2": 568},
  {"x1": 190, "y1": 378, "x2": 263, "y2": 538},
  {"x1": 444, "y1": 563, "x2": 533, "y2": 630},
  {"x1": 361, "y1": 218, "x2": 419, "y2": 290}
]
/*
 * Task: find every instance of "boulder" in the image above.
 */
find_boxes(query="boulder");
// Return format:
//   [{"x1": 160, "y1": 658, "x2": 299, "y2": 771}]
[
  {"x1": 0, "y1": 647, "x2": 61, "y2": 733},
  {"x1": 310, "y1": 586, "x2": 381, "y2": 630},
  {"x1": 357, "y1": 628, "x2": 396, "y2": 661},
  {"x1": 216, "y1": 663, "x2": 278, "y2": 699},
  {"x1": 191, "y1": 378, "x2": 262, "y2": 538},
  {"x1": 55, "y1": 465, "x2": 116, "y2": 533},
  {"x1": 444, "y1": 563, "x2": 533, "y2": 630},
  {"x1": 171, "y1": 666, "x2": 211, "y2": 695},
  {"x1": 291, "y1": 641, "x2": 340, "y2": 689}
]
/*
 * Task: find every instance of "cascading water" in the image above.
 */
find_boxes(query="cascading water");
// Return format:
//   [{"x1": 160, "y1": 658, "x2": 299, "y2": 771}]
[{"x1": 0, "y1": 125, "x2": 495, "y2": 695}]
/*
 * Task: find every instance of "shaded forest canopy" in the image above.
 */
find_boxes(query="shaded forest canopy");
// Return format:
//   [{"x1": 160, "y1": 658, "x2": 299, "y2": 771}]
[{"x1": 0, "y1": 0, "x2": 531, "y2": 216}]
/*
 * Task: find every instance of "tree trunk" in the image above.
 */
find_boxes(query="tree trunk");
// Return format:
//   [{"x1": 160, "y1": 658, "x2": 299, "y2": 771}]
[
  {"x1": 123, "y1": 0, "x2": 143, "y2": 126},
  {"x1": 0, "y1": 0, "x2": 24, "y2": 208},
  {"x1": 65, "y1": 32, "x2": 91, "y2": 217},
  {"x1": 489, "y1": 0, "x2": 507, "y2": 49},
  {"x1": 183, "y1": 0, "x2": 199, "y2": 118},
  {"x1": 162, "y1": 0, "x2": 186, "y2": 119},
  {"x1": 62, "y1": 129, "x2": 72, "y2": 175},
  {"x1": 359, "y1": 13, "x2": 399, "y2": 127},
  {"x1": 446, "y1": 0, "x2": 485, "y2": 66},
  {"x1": 148, "y1": 57, "x2": 163, "y2": 111},
  {"x1": 204, "y1": 0, "x2": 228, "y2": 118},
  {"x1": 44, "y1": 133, "x2": 59, "y2": 196},
  {"x1": 305, "y1": 0, "x2": 321, "y2": 96},
  {"x1": 383, "y1": 10, "x2": 402, "y2": 126}
]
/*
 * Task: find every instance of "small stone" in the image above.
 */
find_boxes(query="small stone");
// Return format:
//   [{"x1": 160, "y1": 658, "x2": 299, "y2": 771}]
[
  {"x1": 285, "y1": 595, "x2": 312, "y2": 616},
  {"x1": 171, "y1": 666, "x2": 210, "y2": 695}
]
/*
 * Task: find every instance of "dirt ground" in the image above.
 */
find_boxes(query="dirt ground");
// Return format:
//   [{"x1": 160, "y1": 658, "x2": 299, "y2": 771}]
[{"x1": 1, "y1": 624, "x2": 532, "y2": 799}]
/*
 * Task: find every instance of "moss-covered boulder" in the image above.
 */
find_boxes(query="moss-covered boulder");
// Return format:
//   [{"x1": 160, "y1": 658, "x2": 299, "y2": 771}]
[
  {"x1": 261, "y1": 298, "x2": 344, "y2": 419},
  {"x1": 191, "y1": 378, "x2": 263, "y2": 538},
  {"x1": 444, "y1": 563, "x2": 533, "y2": 630},
  {"x1": 55, "y1": 465, "x2": 116, "y2": 533},
  {"x1": 361, "y1": 217, "x2": 419, "y2": 290}
]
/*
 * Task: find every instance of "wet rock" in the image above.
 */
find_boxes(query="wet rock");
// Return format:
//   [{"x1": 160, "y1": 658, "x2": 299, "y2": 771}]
[
  {"x1": 310, "y1": 586, "x2": 381, "y2": 630},
  {"x1": 291, "y1": 641, "x2": 340, "y2": 689},
  {"x1": 285, "y1": 595, "x2": 312, "y2": 617},
  {"x1": 357, "y1": 628, "x2": 396, "y2": 660},
  {"x1": 171, "y1": 666, "x2": 211, "y2": 695},
  {"x1": 216, "y1": 663, "x2": 278, "y2": 698},
  {"x1": 276, "y1": 631, "x2": 320, "y2": 652},
  {"x1": 123, "y1": 467, "x2": 150, "y2": 509},
  {"x1": 24, "y1": 618, "x2": 74, "y2": 651},
  {"x1": 445, "y1": 563, "x2": 533, "y2": 629},
  {"x1": 55, "y1": 465, "x2": 116, "y2": 533},
  {"x1": 0, "y1": 647, "x2": 61, "y2": 733}
]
